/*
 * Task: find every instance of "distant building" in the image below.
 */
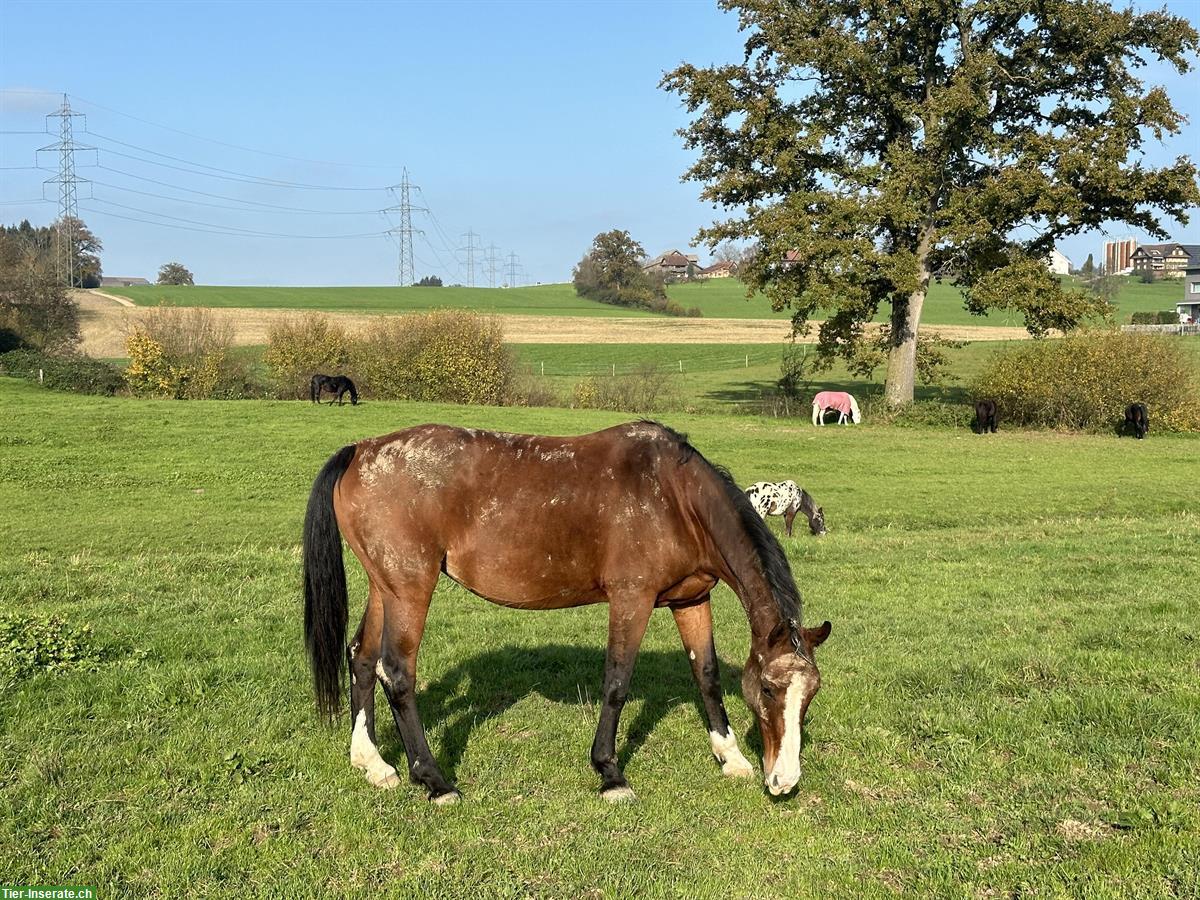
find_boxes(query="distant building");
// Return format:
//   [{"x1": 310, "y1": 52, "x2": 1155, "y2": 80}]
[
  {"x1": 100, "y1": 276, "x2": 150, "y2": 286},
  {"x1": 1129, "y1": 243, "x2": 1200, "y2": 278},
  {"x1": 1045, "y1": 248, "x2": 1072, "y2": 276},
  {"x1": 643, "y1": 249, "x2": 699, "y2": 277},
  {"x1": 1104, "y1": 238, "x2": 1137, "y2": 275},
  {"x1": 1179, "y1": 265, "x2": 1200, "y2": 324},
  {"x1": 701, "y1": 260, "x2": 736, "y2": 278}
]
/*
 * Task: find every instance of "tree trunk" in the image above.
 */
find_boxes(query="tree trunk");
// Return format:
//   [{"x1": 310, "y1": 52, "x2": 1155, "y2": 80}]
[{"x1": 883, "y1": 229, "x2": 933, "y2": 407}]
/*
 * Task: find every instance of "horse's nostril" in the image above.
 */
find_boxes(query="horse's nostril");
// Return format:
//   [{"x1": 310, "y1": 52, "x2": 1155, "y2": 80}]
[{"x1": 769, "y1": 774, "x2": 779, "y2": 788}]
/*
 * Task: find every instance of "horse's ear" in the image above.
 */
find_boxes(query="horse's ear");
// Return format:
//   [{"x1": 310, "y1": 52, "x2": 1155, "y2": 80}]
[
  {"x1": 803, "y1": 621, "x2": 832, "y2": 648},
  {"x1": 816, "y1": 506, "x2": 823, "y2": 515}
]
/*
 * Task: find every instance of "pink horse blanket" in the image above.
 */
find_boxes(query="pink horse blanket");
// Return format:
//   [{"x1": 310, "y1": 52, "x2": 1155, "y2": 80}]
[{"x1": 813, "y1": 391, "x2": 853, "y2": 415}]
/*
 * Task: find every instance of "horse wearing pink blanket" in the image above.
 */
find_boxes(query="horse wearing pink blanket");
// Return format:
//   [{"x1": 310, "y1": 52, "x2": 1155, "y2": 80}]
[{"x1": 812, "y1": 391, "x2": 861, "y2": 426}]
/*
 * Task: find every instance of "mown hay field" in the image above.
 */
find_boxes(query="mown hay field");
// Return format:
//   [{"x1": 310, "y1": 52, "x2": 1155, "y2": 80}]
[{"x1": 1, "y1": 379, "x2": 1197, "y2": 897}]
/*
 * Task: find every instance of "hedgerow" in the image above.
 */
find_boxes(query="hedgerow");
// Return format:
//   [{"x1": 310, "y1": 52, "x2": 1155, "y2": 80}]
[{"x1": 971, "y1": 331, "x2": 1200, "y2": 431}]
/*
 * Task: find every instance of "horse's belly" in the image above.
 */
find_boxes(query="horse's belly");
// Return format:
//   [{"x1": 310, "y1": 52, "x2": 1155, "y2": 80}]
[{"x1": 443, "y1": 554, "x2": 604, "y2": 610}]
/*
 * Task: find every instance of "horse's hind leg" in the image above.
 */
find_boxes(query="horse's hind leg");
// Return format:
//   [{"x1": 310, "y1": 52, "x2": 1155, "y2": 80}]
[
  {"x1": 672, "y1": 598, "x2": 754, "y2": 779},
  {"x1": 348, "y1": 584, "x2": 400, "y2": 788},
  {"x1": 591, "y1": 593, "x2": 654, "y2": 802},
  {"x1": 376, "y1": 574, "x2": 460, "y2": 803}
]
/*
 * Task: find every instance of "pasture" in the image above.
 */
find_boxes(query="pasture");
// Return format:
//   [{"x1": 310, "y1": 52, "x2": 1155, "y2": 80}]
[
  {"x1": 100, "y1": 275, "x2": 1187, "y2": 327},
  {"x1": 2, "y1": 378, "x2": 1197, "y2": 897}
]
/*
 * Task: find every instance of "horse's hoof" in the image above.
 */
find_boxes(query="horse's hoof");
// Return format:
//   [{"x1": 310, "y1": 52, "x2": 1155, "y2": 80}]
[
  {"x1": 365, "y1": 765, "x2": 400, "y2": 789},
  {"x1": 721, "y1": 758, "x2": 755, "y2": 778},
  {"x1": 431, "y1": 790, "x2": 462, "y2": 806},
  {"x1": 601, "y1": 785, "x2": 637, "y2": 803}
]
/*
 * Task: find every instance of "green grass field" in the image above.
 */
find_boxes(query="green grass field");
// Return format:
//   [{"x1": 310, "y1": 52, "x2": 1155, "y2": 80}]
[
  {"x1": 102, "y1": 283, "x2": 655, "y2": 318},
  {"x1": 2, "y1": 379, "x2": 1197, "y2": 897},
  {"x1": 105, "y1": 275, "x2": 1187, "y2": 329}
]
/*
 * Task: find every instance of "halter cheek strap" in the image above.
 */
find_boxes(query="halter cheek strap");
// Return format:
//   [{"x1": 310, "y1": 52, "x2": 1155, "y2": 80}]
[{"x1": 787, "y1": 618, "x2": 815, "y2": 665}]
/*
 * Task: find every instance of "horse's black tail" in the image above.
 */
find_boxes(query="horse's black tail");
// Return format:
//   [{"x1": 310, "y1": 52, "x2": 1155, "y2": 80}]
[{"x1": 303, "y1": 444, "x2": 356, "y2": 722}]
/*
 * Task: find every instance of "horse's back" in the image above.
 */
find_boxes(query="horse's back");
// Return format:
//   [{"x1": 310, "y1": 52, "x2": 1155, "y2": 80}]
[{"x1": 335, "y1": 422, "x2": 705, "y2": 605}]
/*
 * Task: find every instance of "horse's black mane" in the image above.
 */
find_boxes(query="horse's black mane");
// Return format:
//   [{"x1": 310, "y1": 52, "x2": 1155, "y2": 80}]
[{"x1": 640, "y1": 420, "x2": 803, "y2": 640}]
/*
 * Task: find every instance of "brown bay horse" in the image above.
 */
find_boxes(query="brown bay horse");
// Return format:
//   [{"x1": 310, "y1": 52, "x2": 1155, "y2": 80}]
[{"x1": 303, "y1": 421, "x2": 831, "y2": 803}]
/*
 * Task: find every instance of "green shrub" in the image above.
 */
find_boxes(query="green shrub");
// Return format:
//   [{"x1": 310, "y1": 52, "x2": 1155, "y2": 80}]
[
  {"x1": 864, "y1": 398, "x2": 974, "y2": 429},
  {"x1": 0, "y1": 348, "x2": 123, "y2": 395},
  {"x1": 1129, "y1": 310, "x2": 1180, "y2": 325},
  {"x1": 570, "y1": 365, "x2": 680, "y2": 413},
  {"x1": 686, "y1": 306, "x2": 704, "y2": 318},
  {"x1": 972, "y1": 331, "x2": 1200, "y2": 431},
  {"x1": 0, "y1": 613, "x2": 106, "y2": 683},
  {"x1": 263, "y1": 313, "x2": 353, "y2": 399}
]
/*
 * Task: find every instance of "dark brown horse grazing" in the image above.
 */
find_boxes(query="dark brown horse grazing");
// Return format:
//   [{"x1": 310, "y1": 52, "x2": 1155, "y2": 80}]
[{"x1": 303, "y1": 421, "x2": 832, "y2": 804}]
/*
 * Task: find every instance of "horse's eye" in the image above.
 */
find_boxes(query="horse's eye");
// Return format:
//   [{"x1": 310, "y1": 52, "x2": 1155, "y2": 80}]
[{"x1": 761, "y1": 685, "x2": 776, "y2": 701}]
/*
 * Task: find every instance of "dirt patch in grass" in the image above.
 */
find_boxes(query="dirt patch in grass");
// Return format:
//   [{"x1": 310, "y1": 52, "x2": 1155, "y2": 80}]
[{"x1": 76, "y1": 291, "x2": 1037, "y2": 357}]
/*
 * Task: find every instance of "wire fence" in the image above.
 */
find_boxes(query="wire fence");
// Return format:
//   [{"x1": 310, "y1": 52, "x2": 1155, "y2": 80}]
[{"x1": 515, "y1": 350, "x2": 784, "y2": 378}]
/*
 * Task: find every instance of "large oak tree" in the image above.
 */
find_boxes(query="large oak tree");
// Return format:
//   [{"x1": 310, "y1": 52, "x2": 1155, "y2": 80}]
[{"x1": 664, "y1": 0, "x2": 1200, "y2": 405}]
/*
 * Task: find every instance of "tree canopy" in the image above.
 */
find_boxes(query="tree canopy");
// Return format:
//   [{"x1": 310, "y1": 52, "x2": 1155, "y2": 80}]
[
  {"x1": 573, "y1": 230, "x2": 667, "y2": 309},
  {"x1": 0, "y1": 226, "x2": 79, "y2": 352},
  {"x1": 663, "y1": 0, "x2": 1200, "y2": 405},
  {"x1": 157, "y1": 262, "x2": 195, "y2": 286}
]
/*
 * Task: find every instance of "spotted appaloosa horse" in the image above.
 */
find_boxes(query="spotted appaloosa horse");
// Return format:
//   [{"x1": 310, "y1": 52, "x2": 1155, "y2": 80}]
[
  {"x1": 1124, "y1": 403, "x2": 1149, "y2": 439},
  {"x1": 310, "y1": 374, "x2": 358, "y2": 406},
  {"x1": 812, "y1": 391, "x2": 861, "y2": 425},
  {"x1": 303, "y1": 421, "x2": 831, "y2": 803},
  {"x1": 745, "y1": 481, "x2": 826, "y2": 537}
]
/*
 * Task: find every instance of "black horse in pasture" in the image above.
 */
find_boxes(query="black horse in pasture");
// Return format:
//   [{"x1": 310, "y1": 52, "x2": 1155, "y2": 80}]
[
  {"x1": 1124, "y1": 403, "x2": 1149, "y2": 439},
  {"x1": 310, "y1": 374, "x2": 358, "y2": 406},
  {"x1": 974, "y1": 399, "x2": 998, "y2": 434}
]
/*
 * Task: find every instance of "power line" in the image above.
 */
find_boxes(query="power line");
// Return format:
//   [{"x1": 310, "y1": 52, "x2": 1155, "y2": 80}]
[
  {"x1": 91, "y1": 164, "x2": 381, "y2": 213},
  {"x1": 81, "y1": 201, "x2": 390, "y2": 239},
  {"x1": 89, "y1": 172, "x2": 383, "y2": 215},
  {"x1": 64, "y1": 92, "x2": 400, "y2": 170},
  {"x1": 88, "y1": 144, "x2": 389, "y2": 191}
]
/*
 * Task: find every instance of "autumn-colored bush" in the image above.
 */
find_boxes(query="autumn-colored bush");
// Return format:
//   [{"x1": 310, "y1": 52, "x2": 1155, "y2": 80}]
[
  {"x1": 124, "y1": 306, "x2": 255, "y2": 399},
  {"x1": 263, "y1": 314, "x2": 353, "y2": 399},
  {"x1": 971, "y1": 331, "x2": 1200, "y2": 431},
  {"x1": 265, "y1": 311, "x2": 516, "y2": 405}
]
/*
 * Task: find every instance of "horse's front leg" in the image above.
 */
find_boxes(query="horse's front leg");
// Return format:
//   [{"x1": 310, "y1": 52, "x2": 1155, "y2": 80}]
[
  {"x1": 672, "y1": 598, "x2": 754, "y2": 778},
  {"x1": 783, "y1": 507, "x2": 797, "y2": 537},
  {"x1": 591, "y1": 592, "x2": 653, "y2": 802}
]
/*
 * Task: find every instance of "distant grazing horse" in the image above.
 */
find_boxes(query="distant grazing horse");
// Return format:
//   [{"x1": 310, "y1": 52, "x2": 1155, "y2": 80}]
[
  {"x1": 812, "y1": 391, "x2": 861, "y2": 425},
  {"x1": 303, "y1": 421, "x2": 832, "y2": 803},
  {"x1": 974, "y1": 399, "x2": 998, "y2": 434},
  {"x1": 745, "y1": 481, "x2": 826, "y2": 537},
  {"x1": 311, "y1": 374, "x2": 358, "y2": 406},
  {"x1": 1124, "y1": 403, "x2": 1149, "y2": 439}
]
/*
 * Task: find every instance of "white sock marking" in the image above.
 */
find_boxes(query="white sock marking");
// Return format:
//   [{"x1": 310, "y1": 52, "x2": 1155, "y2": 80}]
[
  {"x1": 350, "y1": 709, "x2": 399, "y2": 788},
  {"x1": 709, "y1": 729, "x2": 754, "y2": 778}
]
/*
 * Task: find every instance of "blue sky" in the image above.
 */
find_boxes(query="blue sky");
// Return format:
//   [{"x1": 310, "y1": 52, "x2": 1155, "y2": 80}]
[{"x1": 1, "y1": 0, "x2": 1198, "y2": 286}]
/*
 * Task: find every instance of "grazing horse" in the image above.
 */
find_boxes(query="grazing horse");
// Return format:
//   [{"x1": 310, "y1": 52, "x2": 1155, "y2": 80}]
[
  {"x1": 974, "y1": 399, "x2": 998, "y2": 434},
  {"x1": 303, "y1": 421, "x2": 832, "y2": 804},
  {"x1": 812, "y1": 391, "x2": 861, "y2": 425},
  {"x1": 745, "y1": 481, "x2": 827, "y2": 537},
  {"x1": 1124, "y1": 403, "x2": 1149, "y2": 439},
  {"x1": 311, "y1": 374, "x2": 358, "y2": 406}
]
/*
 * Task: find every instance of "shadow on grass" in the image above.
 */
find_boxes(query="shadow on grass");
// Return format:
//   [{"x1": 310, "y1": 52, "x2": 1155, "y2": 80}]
[{"x1": 392, "y1": 644, "x2": 749, "y2": 782}]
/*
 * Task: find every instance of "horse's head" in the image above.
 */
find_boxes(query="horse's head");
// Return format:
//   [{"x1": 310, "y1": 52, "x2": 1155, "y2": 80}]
[
  {"x1": 741, "y1": 620, "x2": 831, "y2": 796},
  {"x1": 808, "y1": 505, "x2": 827, "y2": 536}
]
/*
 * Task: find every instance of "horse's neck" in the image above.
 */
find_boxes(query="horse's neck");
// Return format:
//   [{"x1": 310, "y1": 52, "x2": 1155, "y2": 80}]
[{"x1": 699, "y1": 479, "x2": 790, "y2": 643}]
